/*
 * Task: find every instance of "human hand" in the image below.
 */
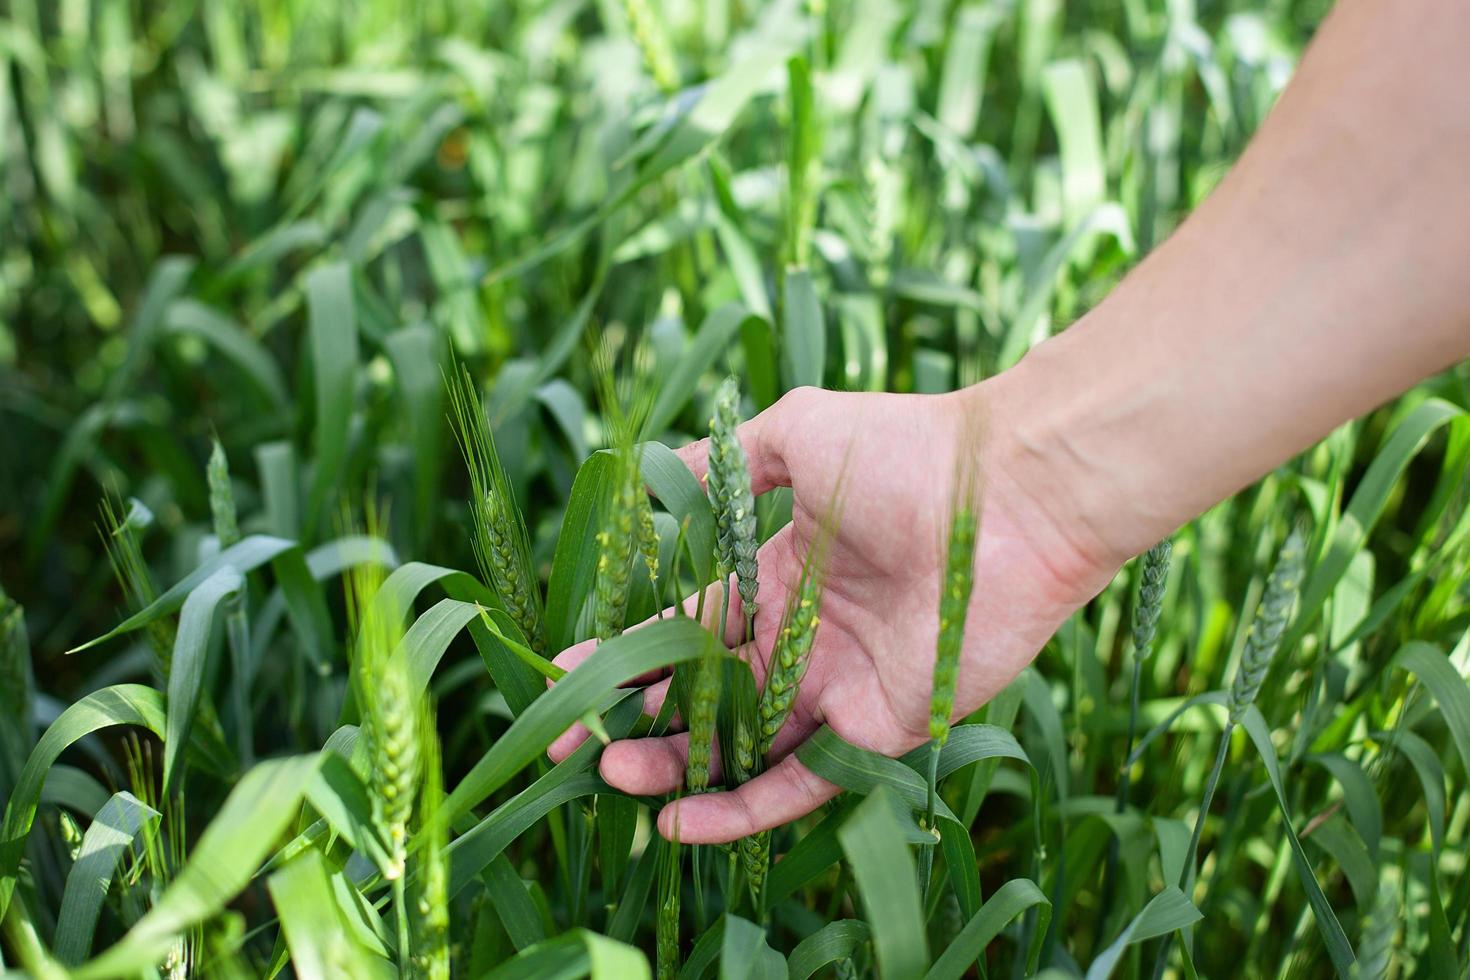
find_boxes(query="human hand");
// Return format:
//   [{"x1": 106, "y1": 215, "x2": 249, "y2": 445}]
[{"x1": 548, "y1": 382, "x2": 1124, "y2": 843}]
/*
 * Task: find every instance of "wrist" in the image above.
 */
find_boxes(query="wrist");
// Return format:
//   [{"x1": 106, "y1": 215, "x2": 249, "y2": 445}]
[{"x1": 957, "y1": 331, "x2": 1157, "y2": 584}]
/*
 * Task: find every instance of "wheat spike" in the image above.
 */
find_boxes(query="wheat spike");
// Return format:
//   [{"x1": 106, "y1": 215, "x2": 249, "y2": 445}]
[
  {"x1": 739, "y1": 830, "x2": 770, "y2": 909},
  {"x1": 685, "y1": 648, "x2": 721, "y2": 793},
  {"x1": 757, "y1": 570, "x2": 822, "y2": 756},
  {"x1": 756, "y1": 492, "x2": 841, "y2": 756},
  {"x1": 448, "y1": 366, "x2": 547, "y2": 656},
  {"x1": 1228, "y1": 527, "x2": 1306, "y2": 724},
  {"x1": 1132, "y1": 539, "x2": 1172, "y2": 661},
  {"x1": 0, "y1": 586, "x2": 31, "y2": 732},
  {"x1": 348, "y1": 558, "x2": 420, "y2": 881},
  {"x1": 623, "y1": 0, "x2": 679, "y2": 93},
  {"x1": 929, "y1": 490, "x2": 979, "y2": 746},
  {"x1": 636, "y1": 489, "x2": 661, "y2": 608},
  {"x1": 594, "y1": 447, "x2": 639, "y2": 640},
  {"x1": 655, "y1": 835, "x2": 681, "y2": 980},
  {"x1": 707, "y1": 378, "x2": 760, "y2": 636},
  {"x1": 206, "y1": 438, "x2": 240, "y2": 549}
]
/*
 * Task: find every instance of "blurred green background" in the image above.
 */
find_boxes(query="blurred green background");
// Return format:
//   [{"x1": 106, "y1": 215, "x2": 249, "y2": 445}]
[{"x1": 1, "y1": 0, "x2": 1330, "y2": 652}]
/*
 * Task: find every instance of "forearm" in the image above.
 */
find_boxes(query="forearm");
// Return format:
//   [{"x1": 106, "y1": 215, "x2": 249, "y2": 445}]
[{"x1": 993, "y1": 0, "x2": 1470, "y2": 566}]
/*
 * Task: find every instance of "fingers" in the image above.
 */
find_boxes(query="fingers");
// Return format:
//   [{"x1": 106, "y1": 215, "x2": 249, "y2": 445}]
[
  {"x1": 599, "y1": 732, "x2": 726, "y2": 795},
  {"x1": 672, "y1": 387, "x2": 815, "y2": 494},
  {"x1": 597, "y1": 698, "x2": 816, "y2": 798},
  {"x1": 655, "y1": 752, "x2": 840, "y2": 844}
]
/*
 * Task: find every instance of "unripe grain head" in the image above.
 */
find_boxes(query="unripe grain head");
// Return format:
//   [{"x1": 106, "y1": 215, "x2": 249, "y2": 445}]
[
  {"x1": 347, "y1": 558, "x2": 421, "y2": 881},
  {"x1": 929, "y1": 467, "x2": 982, "y2": 746},
  {"x1": 756, "y1": 495, "x2": 839, "y2": 756},
  {"x1": 594, "y1": 447, "x2": 640, "y2": 641},
  {"x1": 623, "y1": 0, "x2": 679, "y2": 93},
  {"x1": 685, "y1": 638, "x2": 722, "y2": 793},
  {"x1": 206, "y1": 438, "x2": 240, "y2": 550},
  {"x1": 656, "y1": 832, "x2": 681, "y2": 980},
  {"x1": 1228, "y1": 526, "x2": 1306, "y2": 725},
  {"x1": 448, "y1": 366, "x2": 547, "y2": 656},
  {"x1": 708, "y1": 378, "x2": 759, "y2": 631},
  {"x1": 1132, "y1": 539, "x2": 1172, "y2": 662}
]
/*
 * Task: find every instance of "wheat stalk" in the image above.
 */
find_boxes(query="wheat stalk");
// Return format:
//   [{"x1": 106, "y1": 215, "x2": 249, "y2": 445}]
[
  {"x1": 412, "y1": 709, "x2": 450, "y2": 980},
  {"x1": 1105, "y1": 536, "x2": 1174, "y2": 915}
]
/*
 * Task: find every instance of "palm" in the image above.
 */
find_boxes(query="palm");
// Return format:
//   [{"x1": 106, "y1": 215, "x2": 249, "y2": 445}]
[{"x1": 756, "y1": 391, "x2": 1104, "y2": 763}]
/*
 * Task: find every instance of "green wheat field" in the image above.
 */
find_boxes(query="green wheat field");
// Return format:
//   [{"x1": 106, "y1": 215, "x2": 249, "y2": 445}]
[{"x1": 2, "y1": 0, "x2": 1467, "y2": 977}]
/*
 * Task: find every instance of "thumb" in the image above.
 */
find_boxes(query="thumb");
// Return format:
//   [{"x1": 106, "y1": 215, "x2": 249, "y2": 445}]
[{"x1": 672, "y1": 387, "x2": 816, "y2": 493}]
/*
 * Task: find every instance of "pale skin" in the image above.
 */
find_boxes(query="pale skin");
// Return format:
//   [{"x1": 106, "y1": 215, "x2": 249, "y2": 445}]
[{"x1": 549, "y1": 0, "x2": 1470, "y2": 844}]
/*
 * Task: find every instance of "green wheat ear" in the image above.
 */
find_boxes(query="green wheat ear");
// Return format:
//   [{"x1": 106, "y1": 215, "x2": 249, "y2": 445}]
[
  {"x1": 622, "y1": 0, "x2": 679, "y2": 93},
  {"x1": 590, "y1": 334, "x2": 655, "y2": 641},
  {"x1": 593, "y1": 451, "x2": 638, "y2": 640},
  {"x1": 655, "y1": 827, "x2": 682, "y2": 980},
  {"x1": 346, "y1": 549, "x2": 420, "y2": 882},
  {"x1": 447, "y1": 365, "x2": 547, "y2": 656},
  {"x1": 685, "y1": 632, "x2": 722, "y2": 793},
  {"x1": 1133, "y1": 539, "x2": 1172, "y2": 661},
  {"x1": 928, "y1": 464, "x2": 982, "y2": 747},
  {"x1": 1228, "y1": 526, "x2": 1306, "y2": 724},
  {"x1": 0, "y1": 585, "x2": 32, "y2": 738},
  {"x1": 708, "y1": 377, "x2": 760, "y2": 639},
  {"x1": 739, "y1": 829, "x2": 770, "y2": 910},
  {"x1": 206, "y1": 438, "x2": 239, "y2": 549},
  {"x1": 635, "y1": 486, "x2": 661, "y2": 610},
  {"x1": 756, "y1": 487, "x2": 842, "y2": 758},
  {"x1": 99, "y1": 496, "x2": 175, "y2": 682}
]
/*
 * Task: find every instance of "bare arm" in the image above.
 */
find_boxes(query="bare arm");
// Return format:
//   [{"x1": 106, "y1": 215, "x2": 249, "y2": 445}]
[{"x1": 994, "y1": 0, "x2": 1470, "y2": 572}]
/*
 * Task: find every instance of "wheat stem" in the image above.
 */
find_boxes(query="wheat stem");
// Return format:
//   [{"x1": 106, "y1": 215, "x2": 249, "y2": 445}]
[{"x1": 392, "y1": 874, "x2": 411, "y2": 978}]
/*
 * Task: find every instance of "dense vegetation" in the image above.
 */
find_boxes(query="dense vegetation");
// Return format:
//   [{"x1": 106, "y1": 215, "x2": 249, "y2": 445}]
[{"x1": 3, "y1": 0, "x2": 1467, "y2": 977}]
